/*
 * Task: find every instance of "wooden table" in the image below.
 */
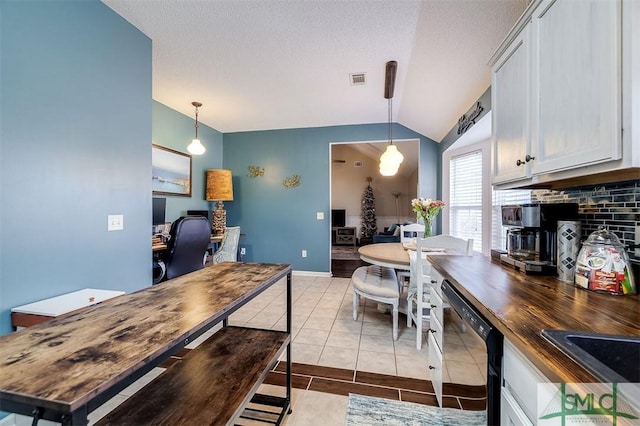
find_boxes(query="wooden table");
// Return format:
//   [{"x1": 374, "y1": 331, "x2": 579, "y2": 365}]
[
  {"x1": 0, "y1": 262, "x2": 292, "y2": 425},
  {"x1": 358, "y1": 243, "x2": 410, "y2": 269}
]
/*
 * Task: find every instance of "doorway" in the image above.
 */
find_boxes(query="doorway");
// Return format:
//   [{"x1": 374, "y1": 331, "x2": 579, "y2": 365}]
[{"x1": 330, "y1": 139, "x2": 419, "y2": 277}]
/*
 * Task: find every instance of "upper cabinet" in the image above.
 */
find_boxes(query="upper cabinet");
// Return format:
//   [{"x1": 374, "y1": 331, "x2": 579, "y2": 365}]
[
  {"x1": 491, "y1": 26, "x2": 531, "y2": 183},
  {"x1": 490, "y1": 0, "x2": 639, "y2": 189}
]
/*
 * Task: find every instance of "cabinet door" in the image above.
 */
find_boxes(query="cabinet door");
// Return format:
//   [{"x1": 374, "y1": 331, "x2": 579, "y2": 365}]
[
  {"x1": 492, "y1": 26, "x2": 531, "y2": 184},
  {"x1": 428, "y1": 331, "x2": 443, "y2": 407},
  {"x1": 531, "y1": 0, "x2": 621, "y2": 175},
  {"x1": 501, "y1": 388, "x2": 534, "y2": 426}
]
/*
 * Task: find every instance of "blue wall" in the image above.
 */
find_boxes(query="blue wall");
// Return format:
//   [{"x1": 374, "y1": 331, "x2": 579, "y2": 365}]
[
  {"x1": 152, "y1": 101, "x2": 224, "y2": 222},
  {"x1": 223, "y1": 124, "x2": 439, "y2": 273},
  {"x1": 0, "y1": 0, "x2": 151, "y2": 335}
]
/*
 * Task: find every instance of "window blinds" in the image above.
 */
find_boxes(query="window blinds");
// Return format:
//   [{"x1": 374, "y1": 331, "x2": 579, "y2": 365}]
[{"x1": 449, "y1": 150, "x2": 482, "y2": 252}]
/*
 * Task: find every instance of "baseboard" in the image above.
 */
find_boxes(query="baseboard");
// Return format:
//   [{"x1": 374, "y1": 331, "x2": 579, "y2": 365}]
[{"x1": 292, "y1": 270, "x2": 331, "y2": 277}]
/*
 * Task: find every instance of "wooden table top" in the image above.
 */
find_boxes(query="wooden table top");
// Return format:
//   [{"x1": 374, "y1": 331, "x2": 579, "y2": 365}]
[
  {"x1": 0, "y1": 262, "x2": 291, "y2": 414},
  {"x1": 358, "y1": 243, "x2": 410, "y2": 269},
  {"x1": 428, "y1": 255, "x2": 640, "y2": 384}
]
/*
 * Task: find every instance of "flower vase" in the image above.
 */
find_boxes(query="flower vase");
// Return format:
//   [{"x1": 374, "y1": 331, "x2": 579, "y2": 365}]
[{"x1": 424, "y1": 218, "x2": 432, "y2": 237}]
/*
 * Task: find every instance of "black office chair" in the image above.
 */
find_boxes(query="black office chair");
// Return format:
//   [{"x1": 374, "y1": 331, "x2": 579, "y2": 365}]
[{"x1": 156, "y1": 216, "x2": 211, "y2": 283}]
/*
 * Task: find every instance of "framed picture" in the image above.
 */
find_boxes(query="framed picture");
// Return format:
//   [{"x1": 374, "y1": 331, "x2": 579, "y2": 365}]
[{"x1": 152, "y1": 144, "x2": 192, "y2": 197}]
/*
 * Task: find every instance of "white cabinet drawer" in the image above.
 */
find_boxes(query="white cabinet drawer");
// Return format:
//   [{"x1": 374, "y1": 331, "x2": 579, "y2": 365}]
[
  {"x1": 428, "y1": 331, "x2": 443, "y2": 407},
  {"x1": 429, "y1": 291, "x2": 444, "y2": 351}
]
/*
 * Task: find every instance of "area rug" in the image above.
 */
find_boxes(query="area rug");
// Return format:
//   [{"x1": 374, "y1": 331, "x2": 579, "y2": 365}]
[
  {"x1": 345, "y1": 394, "x2": 486, "y2": 426},
  {"x1": 331, "y1": 245, "x2": 361, "y2": 260}
]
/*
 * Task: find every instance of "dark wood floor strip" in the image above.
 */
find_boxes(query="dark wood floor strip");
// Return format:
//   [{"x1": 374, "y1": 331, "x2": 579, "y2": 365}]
[
  {"x1": 355, "y1": 370, "x2": 435, "y2": 394},
  {"x1": 308, "y1": 377, "x2": 400, "y2": 400}
]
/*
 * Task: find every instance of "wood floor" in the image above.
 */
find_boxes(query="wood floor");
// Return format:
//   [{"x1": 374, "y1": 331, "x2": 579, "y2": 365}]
[{"x1": 331, "y1": 259, "x2": 368, "y2": 278}]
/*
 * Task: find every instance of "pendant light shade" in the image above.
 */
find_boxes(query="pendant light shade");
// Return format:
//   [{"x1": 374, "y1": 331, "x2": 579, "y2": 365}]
[
  {"x1": 380, "y1": 145, "x2": 404, "y2": 168},
  {"x1": 187, "y1": 101, "x2": 206, "y2": 155}
]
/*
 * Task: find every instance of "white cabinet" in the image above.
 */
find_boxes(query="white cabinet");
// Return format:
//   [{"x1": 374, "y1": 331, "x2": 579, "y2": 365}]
[
  {"x1": 427, "y1": 267, "x2": 445, "y2": 407},
  {"x1": 530, "y1": 0, "x2": 621, "y2": 175},
  {"x1": 502, "y1": 339, "x2": 556, "y2": 425},
  {"x1": 492, "y1": 25, "x2": 531, "y2": 184},
  {"x1": 490, "y1": 0, "x2": 638, "y2": 189}
]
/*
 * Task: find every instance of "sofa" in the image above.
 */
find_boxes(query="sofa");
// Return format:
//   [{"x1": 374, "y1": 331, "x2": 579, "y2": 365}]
[{"x1": 372, "y1": 223, "x2": 401, "y2": 243}]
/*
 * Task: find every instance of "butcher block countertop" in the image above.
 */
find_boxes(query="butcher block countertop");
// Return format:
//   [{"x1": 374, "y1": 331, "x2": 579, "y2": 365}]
[
  {"x1": 428, "y1": 255, "x2": 640, "y2": 384},
  {"x1": 0, "y1": 262, "x2": 291, "y2": 418}
]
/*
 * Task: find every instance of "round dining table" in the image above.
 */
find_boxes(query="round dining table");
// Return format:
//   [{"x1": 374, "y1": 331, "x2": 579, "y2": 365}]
[{"x1": 358, "y1": 243, "x2": 410, "y2": 270}]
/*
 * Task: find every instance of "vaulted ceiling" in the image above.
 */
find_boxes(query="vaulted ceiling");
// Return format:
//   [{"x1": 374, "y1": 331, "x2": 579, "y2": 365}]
[{"x1": 103, "y1": 0, "x2": 526, "y2": 142}]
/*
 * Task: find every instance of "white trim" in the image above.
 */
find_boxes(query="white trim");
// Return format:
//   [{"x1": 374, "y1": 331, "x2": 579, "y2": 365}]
[
  {"x1": 293, "y1": 270, "x2": 332, "y2": 277},
  {"x1": 442, "y1": 138, "x2": 492, "y2": 256}
]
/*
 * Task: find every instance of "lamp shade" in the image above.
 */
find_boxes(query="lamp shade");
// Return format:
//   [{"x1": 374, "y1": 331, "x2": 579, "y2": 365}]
[{"x1": 206, "y1": 169, "x2": 234, "y2": 201}]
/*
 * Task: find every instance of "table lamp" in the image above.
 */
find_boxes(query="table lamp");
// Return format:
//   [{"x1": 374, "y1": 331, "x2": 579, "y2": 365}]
[{"x1": 206, "y1": 169, "x2": 234, "y2": 235}]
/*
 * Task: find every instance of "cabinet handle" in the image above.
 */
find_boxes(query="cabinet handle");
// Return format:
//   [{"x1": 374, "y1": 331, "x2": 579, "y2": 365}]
[
  {"x1": 430, "y1": 280, "x2": 437, "y2": 284},
  {"x1": 428, "y1": 365, "x2": 436, "y2": 370},
  {"x1": 430, "y1": 304, "x2": 437, "y2": 309},
  {"x1": 516, "y1": 159, "x2": 524, "y2": 166},
  {"x1": 525, "y1": 154, "x2": 535, "y2": 162},
  {"x1": 429, "y1": 328, "x2": 436, "y2": 334}
]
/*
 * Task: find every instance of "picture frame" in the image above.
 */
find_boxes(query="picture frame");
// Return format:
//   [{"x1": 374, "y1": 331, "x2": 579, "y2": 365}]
[{"x1": 152, "y1": 144, "x2": 192, "y2": 197}]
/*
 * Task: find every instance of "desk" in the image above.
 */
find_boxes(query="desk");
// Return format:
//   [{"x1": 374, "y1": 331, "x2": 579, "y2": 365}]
[
  {"x1": 0, "y1": 262, "x2": 292, "y2": 425},
  {"x1": 152, "y1": 234, "x2": 224, "y2": 252}
]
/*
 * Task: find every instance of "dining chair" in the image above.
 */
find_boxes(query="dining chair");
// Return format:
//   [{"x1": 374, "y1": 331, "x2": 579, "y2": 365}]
[
  {"x1": 397, "y1": 223, "x2": 425, "y2": 294},
  {"x1": 212, "y1": 226, "x2": 241, "y2": 263},
  {"x1": 406, "y1": 234, "x2": 473, "y2": 349}
]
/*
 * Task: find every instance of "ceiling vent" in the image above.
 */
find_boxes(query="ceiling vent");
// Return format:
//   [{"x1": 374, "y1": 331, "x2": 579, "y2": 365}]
[
  {"x1": 350, "y1": 73, "x2": 366, "y2": 85},
  {"x1": 354, "y1": 160, "x2": 363, "y2": 167}
]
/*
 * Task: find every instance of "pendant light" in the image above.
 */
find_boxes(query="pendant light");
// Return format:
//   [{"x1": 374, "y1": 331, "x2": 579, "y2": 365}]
[
  {"x1": 187, "y1": 101, "x2": 206, "y2": 155},
  {"x1": 379, "y1": 61, "x2": 404, "y2": 176}
]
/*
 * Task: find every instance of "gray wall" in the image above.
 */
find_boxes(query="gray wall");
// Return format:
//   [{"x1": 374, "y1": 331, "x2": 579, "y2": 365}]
[{"x1": 0, "y1": 0, "x2": 151, "y2": 335}]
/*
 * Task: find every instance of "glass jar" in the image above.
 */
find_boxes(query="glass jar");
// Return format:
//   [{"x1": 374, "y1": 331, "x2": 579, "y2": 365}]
[{"x1": 575, "y1": 227, "x2": 636, "y2": 295}]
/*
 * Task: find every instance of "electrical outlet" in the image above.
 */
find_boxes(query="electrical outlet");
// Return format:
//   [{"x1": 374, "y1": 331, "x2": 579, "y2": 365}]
[
  {"x1": 316, "y1": 212, "x2": 324, "y2": 220},
  {"x1": 240, "y1": 247, "x2": 246, "y2": 255},
  {"x1": 108, "y1": 214, "x2": 124, "y2": 231},
  {"x1": 302, "y1": 250, "x2": 307, "y2": 258}
]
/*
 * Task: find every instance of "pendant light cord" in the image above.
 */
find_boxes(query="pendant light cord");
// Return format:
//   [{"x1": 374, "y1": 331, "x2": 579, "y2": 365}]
[
  {"x1": 388, "y1": 98, "x2": 393, "y2": 145},
  {"x1": 194, "y1": 105, "x2": 199, "y2": 138}
]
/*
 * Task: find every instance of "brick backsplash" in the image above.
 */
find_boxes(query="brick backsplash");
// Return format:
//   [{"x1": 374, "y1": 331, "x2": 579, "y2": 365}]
[{"x1": 532, "y1": 180, "x2": 639, "y2": 283}]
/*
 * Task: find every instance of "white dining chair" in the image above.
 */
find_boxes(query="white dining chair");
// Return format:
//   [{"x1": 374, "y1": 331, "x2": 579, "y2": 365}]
[
  {"x1": 397, "y1": 223, "x2": 425, "y2": 293},
  {"x1": 406, "y1": 234, "x2": 473, "y2": 349}
]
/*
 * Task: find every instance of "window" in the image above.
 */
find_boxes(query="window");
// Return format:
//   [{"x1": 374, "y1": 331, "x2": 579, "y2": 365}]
[
  {"x1": 448, "y1": 150, "x2": 483, "y2": 252},
  {"x1": 443, "y1": 137, "x2": 531, "y2": 255}
]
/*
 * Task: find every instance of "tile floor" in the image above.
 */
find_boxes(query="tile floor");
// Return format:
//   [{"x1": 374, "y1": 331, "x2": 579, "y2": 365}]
[{"x1": 4, "y1": 273, "x2": 488, "y2": 426}]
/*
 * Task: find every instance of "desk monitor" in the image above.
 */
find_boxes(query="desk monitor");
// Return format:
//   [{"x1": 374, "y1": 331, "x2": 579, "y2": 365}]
[
  {"x1": 187, "y1": 210, "x2": 209, "y2": 219},
  {"x1": 152, "y1": 197, "x2": 166, "y2": 226}
]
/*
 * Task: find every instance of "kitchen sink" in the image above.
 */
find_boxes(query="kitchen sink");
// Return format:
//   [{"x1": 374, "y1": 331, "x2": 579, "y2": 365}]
[{"x1": 541, "y1": 329, "x2": 640, "y2": 384}]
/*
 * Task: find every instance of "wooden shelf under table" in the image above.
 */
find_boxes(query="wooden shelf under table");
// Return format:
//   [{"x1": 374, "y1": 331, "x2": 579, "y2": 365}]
[{"x1": 96, "y1": 326, "x2": 291, "y2": 426}]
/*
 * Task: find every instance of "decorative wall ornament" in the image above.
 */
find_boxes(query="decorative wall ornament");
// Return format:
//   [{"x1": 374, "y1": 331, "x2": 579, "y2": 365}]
[
  {"x1": 457, "y1": 102, "x2": 484, "y2": 135},
  {"x1": 282, "y1": 174, "x2": 301, "y2": 188},
  {"x1": 247, "y1": 165, "x2": 265, "y2": 178}
]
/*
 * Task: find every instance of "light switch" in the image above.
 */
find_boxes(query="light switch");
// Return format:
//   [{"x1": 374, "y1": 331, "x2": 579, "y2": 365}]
[
  {"x1": 317, "y1": 212, "x2": 324, "y2": 220},
  {"x1": 108, "y1": 215, "x2": 124, "y2": 231}
]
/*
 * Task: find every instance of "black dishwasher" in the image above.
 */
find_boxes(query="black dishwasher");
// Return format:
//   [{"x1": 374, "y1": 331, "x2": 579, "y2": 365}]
[{"x1": 442, "y1": 279, "x2": 503, "y2": 426}]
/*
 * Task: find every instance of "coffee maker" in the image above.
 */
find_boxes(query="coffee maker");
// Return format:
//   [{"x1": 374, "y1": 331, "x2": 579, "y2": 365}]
[{"x1": 500, "y1": 203, "x2": 579, "y2": 274}]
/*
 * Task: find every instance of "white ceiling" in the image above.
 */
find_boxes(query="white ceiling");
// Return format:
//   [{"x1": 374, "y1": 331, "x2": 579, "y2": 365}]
[{"x1": 103, "y1": 0, "x2": 526, "y2": 142}]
